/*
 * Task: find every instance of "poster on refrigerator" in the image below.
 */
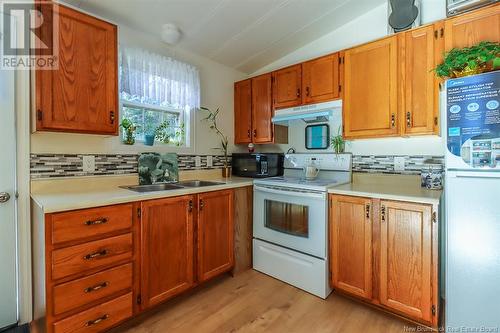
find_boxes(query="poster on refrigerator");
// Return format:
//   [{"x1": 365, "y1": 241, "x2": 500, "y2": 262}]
[{"x1": 447, "y1": 70, "x2": 500, "y2": 169}]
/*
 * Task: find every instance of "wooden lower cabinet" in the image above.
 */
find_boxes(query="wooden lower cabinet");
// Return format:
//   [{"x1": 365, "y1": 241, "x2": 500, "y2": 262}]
[
  {"x1": 329, "y1": 195, "x2": 372, "y2": 300},
  {"x1": 379, "y1": 200, "x2": 434, "y2": 323},
  {"x1": 329, "y1": 195, "x2": 438, "y2": 327},
  {"x1": 197, "y1": 190, "x2": 235, "y2": 282},
  {"x1": 140, "y1": 195, "x2": 195, "y2": 308}
]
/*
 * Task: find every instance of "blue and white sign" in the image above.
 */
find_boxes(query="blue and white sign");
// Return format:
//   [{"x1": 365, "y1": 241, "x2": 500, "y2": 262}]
[{"x1": 446, "y1": 71, "x2": 500, "y2": 169}]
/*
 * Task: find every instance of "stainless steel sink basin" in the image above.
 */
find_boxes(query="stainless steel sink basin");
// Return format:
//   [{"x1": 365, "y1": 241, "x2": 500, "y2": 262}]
[
  {"x1": 120, "y1": 183, "x2": 185, "y2": 193},
  {"x1": 177, "y1": 180, "x2": 224, "y2": 187}
]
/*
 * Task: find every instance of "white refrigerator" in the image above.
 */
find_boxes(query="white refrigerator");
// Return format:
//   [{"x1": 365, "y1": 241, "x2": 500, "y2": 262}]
[{"x1": 445, "y1": 71, "x2": 500, "y2": 330}]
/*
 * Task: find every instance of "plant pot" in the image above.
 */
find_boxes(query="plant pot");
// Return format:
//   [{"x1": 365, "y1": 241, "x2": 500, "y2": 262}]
[
  {"x1": 452, "y1": 65, "x2": 487, "y2": 78},
  {"x1": 221, "y1": 166, "x2": 232, "y2": 178},
  {"x1": 144, "y1": 134, "x2": 155, "y2": 146}
]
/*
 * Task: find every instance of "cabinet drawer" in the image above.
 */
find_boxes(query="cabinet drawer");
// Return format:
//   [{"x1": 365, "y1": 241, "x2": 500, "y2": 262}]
[
  {"x1": 52, "y1": 292, "x2": 132, "y2": 333},
  {"x1": 51, "y1": 204, "x2": 133, "y2": 245},
  {"x1": 52, "y1": 234, "x2": 132, "y2": 280},
  {"x1": 53, "y1": 263, "x2": 132, "y2": 315}
]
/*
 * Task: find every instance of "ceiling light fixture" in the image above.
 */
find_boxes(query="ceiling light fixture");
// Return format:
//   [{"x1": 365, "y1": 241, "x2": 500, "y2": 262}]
[{"x1": 161, "y1": 23, "x2": 181, "y2": 45}]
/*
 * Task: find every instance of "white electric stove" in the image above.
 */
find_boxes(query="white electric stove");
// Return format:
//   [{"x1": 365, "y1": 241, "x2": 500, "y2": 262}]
[{"x1": 252, "y1": 153, "x2": 352, "y2": 298}]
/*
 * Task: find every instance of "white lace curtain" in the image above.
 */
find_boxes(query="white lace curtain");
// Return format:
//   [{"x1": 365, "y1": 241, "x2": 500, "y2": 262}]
[{"x1": 119, "y1": 47, "x2": 200, "y2": 109}]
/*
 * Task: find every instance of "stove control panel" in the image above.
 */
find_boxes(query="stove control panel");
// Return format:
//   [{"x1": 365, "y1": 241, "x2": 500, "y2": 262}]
[{"x1": 284, "y1": 153, "x2": 352, "y2": 171}]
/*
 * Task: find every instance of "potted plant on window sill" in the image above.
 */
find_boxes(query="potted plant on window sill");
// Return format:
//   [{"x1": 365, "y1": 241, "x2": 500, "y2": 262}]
[
  {"x1": 155, "y1": 121, "x2": 172, "y2": 145},
  {"x1": 120, "y1": 118, "x2": 136, "y2": 145},
  {"x1": 144, "y1": 123, "x2": 156, "y2": 146},
  {"x1": 331, "y1": 126, "x2": 345, "y2": 154},
  {"x1": 201, "y1": 107, "x2": 230, "y2": 178}
]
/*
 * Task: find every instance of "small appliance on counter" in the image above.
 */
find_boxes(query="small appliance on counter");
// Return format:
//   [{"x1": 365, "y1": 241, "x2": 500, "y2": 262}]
[
  {"x1": 252, "y1": 153, "x2": 352, "y2": 298},
  {"x1": 231, "y1": 153, "x2": 284, "y2": 178},
  {"x1": 420, "y1": 159, "x2": 443, "y2": 190}
]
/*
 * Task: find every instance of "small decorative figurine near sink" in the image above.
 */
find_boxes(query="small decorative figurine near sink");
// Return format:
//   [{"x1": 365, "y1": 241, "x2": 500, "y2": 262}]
[{"x1": 138, "y1": 153, "x2": 179, "y2": 185}]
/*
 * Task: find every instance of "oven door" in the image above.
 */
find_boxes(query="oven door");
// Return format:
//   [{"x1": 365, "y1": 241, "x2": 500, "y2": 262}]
[{"x1": 253, "y1": 185, "x2": 327, "y2": 258}]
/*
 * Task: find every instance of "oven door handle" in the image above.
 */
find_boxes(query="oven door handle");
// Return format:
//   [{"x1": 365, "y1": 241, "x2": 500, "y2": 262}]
[{"x1": 254, "y1": 185, "x2": 326, "y2": 200}]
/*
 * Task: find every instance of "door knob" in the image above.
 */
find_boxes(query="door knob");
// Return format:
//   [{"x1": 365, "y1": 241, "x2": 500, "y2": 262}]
[{"x1": 0, "y1": 192, "x2": 10, "y2": 203}]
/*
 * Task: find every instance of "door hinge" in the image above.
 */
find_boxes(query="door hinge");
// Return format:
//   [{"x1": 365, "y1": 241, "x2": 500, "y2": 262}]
[
  {"x1": 440, "y1": 28, "x2": 444, "y2": 38},
  {"x1": 338, "y1": 56, "x2": 342, "y2": 65},
  {"x1": 339, "y1": 84, "x2": 342, "y2": 93},
  {"x1": 431, "y1": 305, "x2": 436, "y2": 316},
  {"x1": 37, "y1": 109, "x2": 43, "y2": 121},
  {"x1": 432, "y1": 211, "x2": 437, "y2": 223},
  {"x1": 137, "y1": 207, "x2": 141, "y2": 219},
  {"x1": 137, "y1": 294, "x2": 142, "y2": 305}
]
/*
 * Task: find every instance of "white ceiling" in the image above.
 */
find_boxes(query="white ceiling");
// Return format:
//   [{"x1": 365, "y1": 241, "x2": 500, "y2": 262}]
[{"x1": 63, "y1": 0, "x2": 386, "y2": 74}]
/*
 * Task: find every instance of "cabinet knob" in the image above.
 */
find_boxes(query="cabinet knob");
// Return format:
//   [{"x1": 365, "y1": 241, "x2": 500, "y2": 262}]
[
  {"x1": 0, "y1": 192, "x2": 10, "y2": 203},
  {"x1": 109, "y1": 111, "x2": 115, "y2": 124},
  {"x1": 247, "y1": 129, "x2": 251, "y2": 138},
  {"x1": 84, "y1": 218, "x2": 108, "y2": 226},
  {"x1": 365, "y1": 204, "x2": 370, "y2": 219},
  {"x1": 85, "y1": 314, "x2": 109, "y2": 327},
  {"x1": 296, "y1": 88, "x2": 301, "y2": 98},
  {"x1": 253, "y1": 129, "x2": 257, "y2": 138},
  {"x1": 381, "y1": 206, "x2": 386, "y2": 222},
  {"x1": 305, "y1": 86, "x2": 310, "y2": 96},
  {"x1": 199, "y1": 199, "x2": 204, "y2": 210},
  {"x1": 83, "y1": 249, "x2": 108, "y2": 260},
  {"x1": 406, "y1": 112, "x2": 412, "y2": 128},
  {"x1": 84, "y1": 281, "x2": 109, "y2": 293},
  {"x1": 391, "y1": 114, "x2": 396, "y2": 128}
]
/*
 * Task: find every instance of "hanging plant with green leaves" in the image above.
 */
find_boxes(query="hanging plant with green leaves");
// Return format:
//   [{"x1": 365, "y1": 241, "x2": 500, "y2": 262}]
[{"x1": 435, "y1": 41, "x2": 500, "y2": 78}]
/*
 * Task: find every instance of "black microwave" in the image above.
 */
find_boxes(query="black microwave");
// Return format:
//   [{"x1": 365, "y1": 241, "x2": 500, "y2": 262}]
[{"x1": 231, "y1": 153, "x2": 284, "y2": 178}]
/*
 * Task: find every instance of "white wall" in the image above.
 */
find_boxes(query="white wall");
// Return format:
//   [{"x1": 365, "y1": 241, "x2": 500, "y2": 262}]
[
  {"x1": 31, "y1": 16, "x2": 246, "y2": 155},
  {"x1": 250, "y1": 0, "x2": 447, "y2": 156}
]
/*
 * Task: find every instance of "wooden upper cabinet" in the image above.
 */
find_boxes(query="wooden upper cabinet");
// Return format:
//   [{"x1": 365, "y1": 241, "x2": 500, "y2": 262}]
[
  {"x1": 330, "y1": 195, "x2": 372, "y2": 300},
  {"x1": 302, "y1": 53, "x2": 340, "y2": 105},
  {"x1": 444, "y1": 4, "x2": 500, "y2": 51},
  {"x1": 234, "y1": 79, "x2": 252, "y2": 144},
  {"x1": 36, "y1": 4, "x2": 118, "y2": 135},
  {"x1": 343, "y1": 36, "x2": 399, "y2": 139},
  {"x1": 272, "y1": 64, "x2": 302, "y2": 109},
  {"x1": 379, "y1": 200, "x2": 433, "y2": 324},
  {"x1": 197, "y1": 190, "x2": 234, "y2": 283},
  {"x1": 399, "y1": 24, "x2": 442, "y2": 136},
  {"x1": 141, "y1": 196, "x2": 195, "y2": 309},
  {"x1": 251, "y1": 74, "x2": 274, "y2": 143}
]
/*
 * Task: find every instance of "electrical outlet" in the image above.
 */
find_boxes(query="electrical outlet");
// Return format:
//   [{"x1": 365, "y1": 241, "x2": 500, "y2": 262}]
[
  {"x1": 195, "y1": 156, "x2": 202, "y2": 168},
  {"x1": 206, "y1": 155, "x2": 213, "y2": 168},
  {"x1": 394, "y1": 157, "x2": 405, "y2": 172},
  {"x1": 82, "y1": 155, "x2": 96, "y2": 173}
]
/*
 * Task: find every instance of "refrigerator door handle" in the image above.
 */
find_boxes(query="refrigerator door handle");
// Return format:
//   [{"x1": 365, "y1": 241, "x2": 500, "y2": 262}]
[{"x1": 448, "y1": 171, "x2": 500, "y2": 179}]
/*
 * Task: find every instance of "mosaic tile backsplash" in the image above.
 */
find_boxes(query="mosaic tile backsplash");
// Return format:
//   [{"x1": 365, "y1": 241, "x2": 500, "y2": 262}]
[
  {"x1": 30, "y1": 154, "x2": 231, "y2": 179},
  {"x1": 30, "y1": 153, "x2": 444, "y2": 179},
  {"x1": 352, "y1": 155, "x2": 444, "y2": 174}
]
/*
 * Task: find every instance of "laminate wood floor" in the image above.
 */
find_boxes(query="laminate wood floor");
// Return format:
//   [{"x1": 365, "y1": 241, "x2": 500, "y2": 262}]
[{"x1": 112, "y1": 270, "x2": 417, "y2": 333}]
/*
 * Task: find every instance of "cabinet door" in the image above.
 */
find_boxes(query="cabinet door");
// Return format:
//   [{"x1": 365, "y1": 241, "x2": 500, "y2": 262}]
[
  {"x1": 234, "y1": 79, "x2": 252, "y2": 144},
  {"x1": 272, "y1": 64, "x2": 302, "y2": 109},
  {"x1": 141, "y1": 196, "x2": 194, "y2": 308},
  {"x1": 444, "y1": 4, "x2": 500, "y2": 51},
  {"x1": 251, "y1": 74, "x2": 274, "y2": 143},
  {"x1": 330, "y1": 195, "x2": 372, "y2": 300},
  {"x1": 379, "y1": 200, "x2": 433, "y2": 323},
  {"x1": 302, "y1": 53, "x2": 340, "y2": 105},
  {"x1": 36, "y1": 3, "x2": 118, "y2": 134},
  {"x1": 197, "y1": 190, "x2": 234, "y2": 282},
  {"x1": 399, "y1": 24, "x2": 441, "y2": 135},
  {"x1": 344, "y1": 36, "x2": 398, "y2": 139}
]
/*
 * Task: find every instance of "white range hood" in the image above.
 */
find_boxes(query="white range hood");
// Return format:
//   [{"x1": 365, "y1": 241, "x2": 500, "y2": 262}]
[{"x1": 272, "y1": 100, "x2": 342, "y2": 125}]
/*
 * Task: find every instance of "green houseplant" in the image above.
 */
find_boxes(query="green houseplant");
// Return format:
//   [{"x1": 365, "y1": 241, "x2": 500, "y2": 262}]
[
  {"x1": 120, "y1": 118, "x2": 136, "y2": 145},
  {"x1": 143, "y1": 123, "x2": 156, "y2": 146},
  {"x1": 155, "y1": 121, "x2": 173, "y2": 144},
  {"x1": 331, "y1": 126, "x2": 345, "y2": 154},
  {"x1": 201, "y1": 107, "x2": 230, "y2": 177},
  {"x1": 435, "y1": 41, "x2": 500, "y2": 78}
]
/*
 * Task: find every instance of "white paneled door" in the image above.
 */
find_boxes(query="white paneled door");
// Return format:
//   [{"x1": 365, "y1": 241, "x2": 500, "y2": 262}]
[{"x1": 0, "y1": 15, "x2": 18, "y2": 329}]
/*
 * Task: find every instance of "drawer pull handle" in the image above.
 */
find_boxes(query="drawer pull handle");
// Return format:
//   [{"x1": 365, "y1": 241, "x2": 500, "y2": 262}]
[
  {"x1": 84, "y1": 281, "x2": 109, "y2": 293},
  {"x1": 83, "y1": 249, "x2": 108, "y2": 260},
  {"x1": 85, "y1": 314, "x2": 109, "y2": 327},
  {"x1": 85, "y1": 218, "x2": 108, "y2": 226}
]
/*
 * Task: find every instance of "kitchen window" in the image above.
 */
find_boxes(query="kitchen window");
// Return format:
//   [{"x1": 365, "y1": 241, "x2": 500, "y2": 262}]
[{"x1": 119, "y1": 47, "x2": 200, "y2": 147}]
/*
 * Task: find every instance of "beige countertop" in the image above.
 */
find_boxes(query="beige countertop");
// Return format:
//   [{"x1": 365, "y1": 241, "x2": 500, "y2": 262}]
[
  {"x1": 31, "y1": 171, "x2": 254, "y2": 213},
  {"x1": 328, "y1": 173, "x2": 442, "y2": 205}
]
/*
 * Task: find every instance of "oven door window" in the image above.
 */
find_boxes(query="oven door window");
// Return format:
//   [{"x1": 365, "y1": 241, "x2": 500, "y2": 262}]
[{"x1": 264, "y1": 199, "x2": 309, "y2": 238}]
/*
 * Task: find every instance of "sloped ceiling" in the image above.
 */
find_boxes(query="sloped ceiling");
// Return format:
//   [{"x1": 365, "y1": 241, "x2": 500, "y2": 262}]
[{"x1": 63, "y1": 0, "x2": 386, "y2": 73}]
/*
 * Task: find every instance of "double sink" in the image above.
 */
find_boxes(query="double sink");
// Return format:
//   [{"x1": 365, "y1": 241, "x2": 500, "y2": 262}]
[{"x1": 121, "y1": 180, "x2": 225, "y2": 193}]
